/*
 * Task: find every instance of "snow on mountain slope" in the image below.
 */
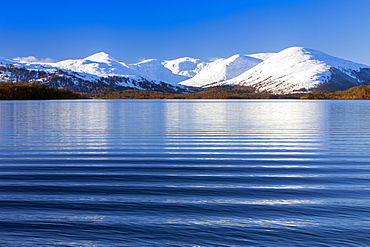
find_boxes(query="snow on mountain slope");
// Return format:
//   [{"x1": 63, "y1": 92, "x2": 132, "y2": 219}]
[
  {"x1": 53, "y1": 52, "x2": 143, "y2": 80},
  {"x1": 0, "y1": 57, "x2": 16, "y2": 65},
  {"x1": 247, "y1": 53, "x2": 276, "y2": 61},
  {"x1": 2, "y1": 48, "x2": 370, "y2": 94},
  {"x1": 129, "y1": 59, "x2": 189, "y2": 85},
  {"x1": 129, "y1": 57, "x2": 206, "y2": 85},
  {"x1": 0, "y1": 56, "x2": 51, "y2": 71},
  {"x1": 0, "y1": 56, "x2": 59, "y2": 82},
  {"x1": 162, "y1": 57, "x2": 206, "y2": 77},
  {"x1": 0, "y1": 53, "x2": 183, "y2": 93},
  {"x1": 216, "y1": 47, "x2": 370, "y2": 94},
  {"x1": 179, "y1": 54, "x2": 262, "y2": 87}
]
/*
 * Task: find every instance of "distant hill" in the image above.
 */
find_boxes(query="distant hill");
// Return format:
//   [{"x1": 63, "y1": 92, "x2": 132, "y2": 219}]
[
  {"x1": 1, "y1": 47, "x2": 370, "y2": 94},
  {"x1": 179, "y1": 54, "x2": 263, "y2": 87},
  {"x1": 215, "y1": 47, "x2": 370, "y2": 94}
]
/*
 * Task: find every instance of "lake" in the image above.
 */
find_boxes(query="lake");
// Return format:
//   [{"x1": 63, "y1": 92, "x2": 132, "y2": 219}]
[{"x1": 1, "y1": 99, "x2": 370, "y2": 246}]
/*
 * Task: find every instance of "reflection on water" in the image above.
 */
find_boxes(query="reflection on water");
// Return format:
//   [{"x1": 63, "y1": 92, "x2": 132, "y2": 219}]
[
  {"x1": 1, "y1": 99, "x2": 370, "y2": 246},
  {"x1": 164, "y1": 100, "x2": 328, "y2": 132}
]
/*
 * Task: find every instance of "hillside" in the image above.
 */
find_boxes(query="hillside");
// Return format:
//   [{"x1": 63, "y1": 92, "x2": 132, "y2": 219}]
[
  {"x1": 215, "y1": 47, "x2": 370, "y2": 94},
  {"x1": 179, "y1": 54, "x2": 262, "y2": 87},
  {"x1": 1, "y1": 47, "x2": 370, "y2": 94}
]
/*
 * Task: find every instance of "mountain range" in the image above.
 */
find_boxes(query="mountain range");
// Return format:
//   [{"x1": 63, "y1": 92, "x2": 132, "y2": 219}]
[{"x1": 1, "y1": 47, "x2": 369, "y2": 94}]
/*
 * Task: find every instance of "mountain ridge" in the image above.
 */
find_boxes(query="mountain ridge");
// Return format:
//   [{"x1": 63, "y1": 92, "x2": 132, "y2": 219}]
[
  {"x1": 179, "y1": 54, "x2": 263, "y2": 87},
  {"x1": 1, "y1": 47, "x2": 370, "y2": 94},
  {"x1": 214, "y1": 47, "x2": 370, "y2": 94}
]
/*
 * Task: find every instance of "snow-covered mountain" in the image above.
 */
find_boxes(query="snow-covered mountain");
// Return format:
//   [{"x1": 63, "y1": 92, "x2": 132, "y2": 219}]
[
  {"x1": 128, "y1": 57, "x2": 206, "y2": 85},
  {"x1": 0, "y1": 53, "x2": 183, "y2": 93},
  {"x1": 179, "y1": 54, "x2": 263, "y2": 87},
  {"x1": 53, "y1": 52, "x2": 142, "y2": 80},
  {"x1": 0, "y1": 52, "x2": 207, "y2": 91},
  {"x1": 162, "y1": 57, "x2": 206, "y2": 77},
  {"x1": 1, "y1": 47, "x2": 370, "y2": 94},
  {"x1": 214, "y1": 47, "x2": 370, "y2": 94},
  {"x1": 130, "y1": 59, "x2": 185, "y2": 84}
]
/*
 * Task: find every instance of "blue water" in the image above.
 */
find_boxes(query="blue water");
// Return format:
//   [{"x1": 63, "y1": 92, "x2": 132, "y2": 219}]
[{"x1": 1, "y1": 99, "x2": 370, "y2": 246}]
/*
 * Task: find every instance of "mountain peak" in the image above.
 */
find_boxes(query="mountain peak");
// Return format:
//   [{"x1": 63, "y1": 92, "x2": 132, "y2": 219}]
[
  {"x1": 180, "y1": 54, "x2": 262, "y2": 87},
  {"x1": 84, "y1": 52, "x2": 115, "y2": 63},
  {"x1": 215, "y1": 46, "x2": 370, "y2": 94},
  {"x1": 281, "y1": 46, "x2": 325, "y2": 55}
]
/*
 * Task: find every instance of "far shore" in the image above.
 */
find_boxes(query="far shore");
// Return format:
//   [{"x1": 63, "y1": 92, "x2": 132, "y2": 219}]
[{"x1": 1, "y1": 82, "x2": 370, "y2": 100}]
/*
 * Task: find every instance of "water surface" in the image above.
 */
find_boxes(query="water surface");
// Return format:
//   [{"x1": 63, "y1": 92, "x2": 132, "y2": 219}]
[{"x1": 1, "y1": 99, "x2": 370, "y2": 246}]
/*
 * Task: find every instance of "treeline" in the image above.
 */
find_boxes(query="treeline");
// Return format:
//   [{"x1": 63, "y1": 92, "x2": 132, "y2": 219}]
[
  {"x1": 94, "y1": 86, "x2": 302, "y2": 99},
  {"x1": 0, "y1": 81, "x2": 85, "y2": 100},
  {"x1": 3, "y1": 81, "x2": 370, "y2": 100},
  {"x1": 301, "y1": 85, "x2": 370, "y2": 100},
  {"x1": 94, "y1": 85, "x2": 370, "y2": 100}
]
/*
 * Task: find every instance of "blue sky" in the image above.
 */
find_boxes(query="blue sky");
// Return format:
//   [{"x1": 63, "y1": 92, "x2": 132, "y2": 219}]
[{"x1": 1, "y1": 0, "x2": 370, "y2": 64}]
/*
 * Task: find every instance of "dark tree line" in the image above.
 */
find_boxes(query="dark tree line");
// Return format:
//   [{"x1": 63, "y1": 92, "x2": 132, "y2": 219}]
[
  {"x1": 94, "y1": 85, "x2": 370, "y2": 100},
  {"x1": 93, "y1": 86, "x2": 302, "y2": 99},
  {"x1": 3, "y1": 79, "x2": 370, "y2": 100},
  {"x1": 301, "y1": 85, "x2": 370, "y2": 100},
  {"x1": 0, "y1": 81, "x2": 84, "y2": 100}
]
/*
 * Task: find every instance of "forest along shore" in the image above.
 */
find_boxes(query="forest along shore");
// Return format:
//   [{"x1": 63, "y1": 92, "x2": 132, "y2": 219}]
[{"x1": 1, "y1": 81, "x2": 370, "y2": 100}]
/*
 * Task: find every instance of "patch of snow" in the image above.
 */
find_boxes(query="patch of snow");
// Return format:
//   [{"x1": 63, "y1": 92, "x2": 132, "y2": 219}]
[
  {"x1": 163, "y1": 57, "x2": 206, "y2": 77},
  {"x1": 129, "y1": 59, "x2": 189, "y2": 85},
  {"x1": 247, "y1": 53, "x2": 276, "y2": 61},
  {"x1": 179, "y1": 54, "x2": 262, "y2": 87}
]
